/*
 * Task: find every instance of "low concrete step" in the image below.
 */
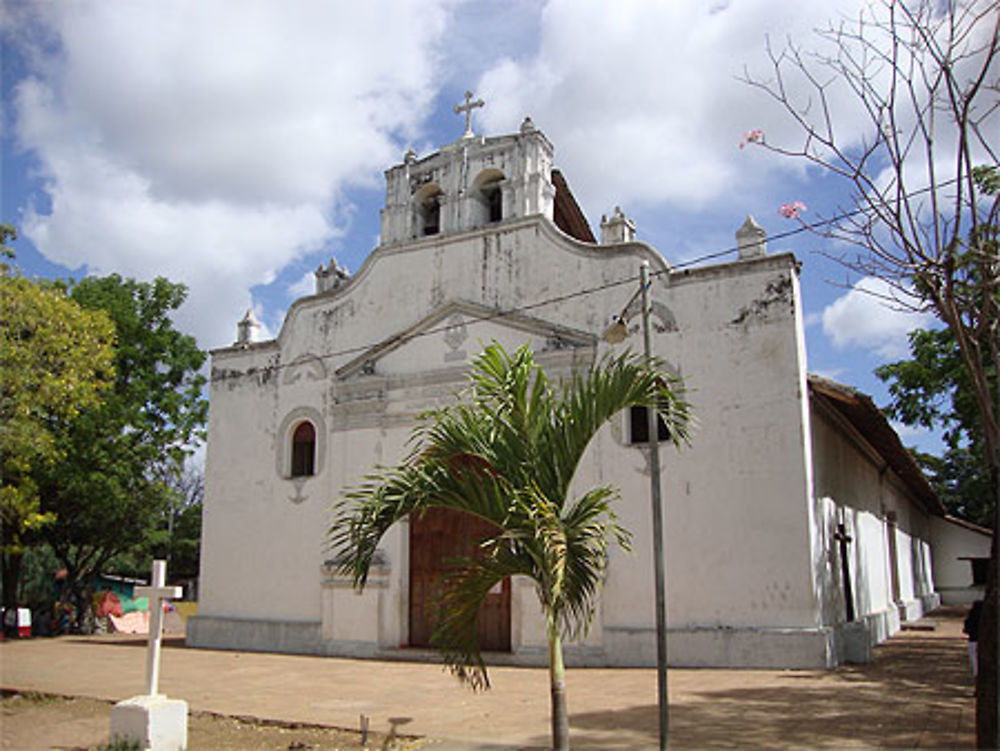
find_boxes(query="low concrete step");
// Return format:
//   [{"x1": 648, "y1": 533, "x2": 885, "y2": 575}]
[{"x1": 902, "y1": 621, "x2": 938, "y2": 631}]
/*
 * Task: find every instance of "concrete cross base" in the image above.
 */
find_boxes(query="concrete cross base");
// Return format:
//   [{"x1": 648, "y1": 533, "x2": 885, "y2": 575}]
[
  {"x1": 110, "y1": 694, "x2": 188, "y2": 751},
  {"x1": 839, "y1": 620, "x2": 872, "y2": 664}
]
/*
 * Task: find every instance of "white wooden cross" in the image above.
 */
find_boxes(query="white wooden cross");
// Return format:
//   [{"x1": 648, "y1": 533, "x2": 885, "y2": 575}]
[
  {"x1": 135, "y1": 559, "x2": 182, "y2": 696},
  {"x1": 453, "y1": 90, "x2": 484, "y2": 137}
]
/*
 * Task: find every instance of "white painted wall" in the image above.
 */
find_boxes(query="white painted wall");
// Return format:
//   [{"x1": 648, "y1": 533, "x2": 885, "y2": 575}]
[
  {"x1": 193, "y1": 210, "x2": 826, "y2": 665},
  {"x1": 810, "y1": 402, "x2": 938, "y2": 646},
  {"x1": 191, "y1": 126, "x2": 945, "y2": 669},
  {"x1": 931, "y1": 516, "x2": 992, "y2": 605}
]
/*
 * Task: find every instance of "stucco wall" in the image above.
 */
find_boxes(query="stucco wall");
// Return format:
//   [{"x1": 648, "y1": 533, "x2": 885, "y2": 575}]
[
  {"x1": 193, "y1": 212, "x2": 830, "y2": 667},
  {"x1": 931, "y1": 516, "x2": 992, "y2": 605},
  {"x1": 810, "y1": 401, "x2": 938, "y2": 649}
]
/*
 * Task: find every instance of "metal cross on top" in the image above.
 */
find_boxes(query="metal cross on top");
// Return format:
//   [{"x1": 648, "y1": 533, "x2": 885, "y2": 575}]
[
  {"x1": 135, "y1": 559, "x2": 183, "y2": 696},
  {"x1": 453, "y1": 91, "x2": 484, "y2": 138}
]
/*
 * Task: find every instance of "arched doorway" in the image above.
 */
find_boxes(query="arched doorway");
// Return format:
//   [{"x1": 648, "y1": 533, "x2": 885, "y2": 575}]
[{"x1": 408, "y1": 507, "x2": 511, "y2": 651}]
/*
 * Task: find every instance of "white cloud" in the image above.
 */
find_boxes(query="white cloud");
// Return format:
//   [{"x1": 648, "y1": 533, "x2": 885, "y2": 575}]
[
  {"x1": 889, "y1": 420, "x2": 931, "y2": 443},
  {"x1": 9, "y1": 0, "x2": 987, "y2": 358},
  {"x1": 474, "y1": 0, "x2": 874, "y2": 219},
  {"x1": 9, "y1": 0, "x2": 450, "y2": 348},
  {"x1": 287, "y1": 270, "x2": 317, "y2": 301},
  {"x1": 251, "y1": 301, "x2": 276, "y2": 343},
  {"x1": 810, "y1": 366, "x2": 848, "y2": 382},
  {"x1": 821, "y1": 277, "x2": 935, "y2": 360}
]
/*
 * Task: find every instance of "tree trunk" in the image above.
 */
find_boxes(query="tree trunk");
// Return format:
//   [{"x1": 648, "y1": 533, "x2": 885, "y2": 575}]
[
  {"x1": 1, "y1": 551, "x2": 23, "y2": 634},
  {"x1": 548, "y1": 626, "x2": 569, "y2": 751},
  {"x1": 76, "y1": 580, "x2": 95, "y2": 635},
  {"x1": 976, "y1": 463, "x2": 999, "y2": 749},
  {"x1": 63, "y1": 567, "x2": 96, "y2": 635}
]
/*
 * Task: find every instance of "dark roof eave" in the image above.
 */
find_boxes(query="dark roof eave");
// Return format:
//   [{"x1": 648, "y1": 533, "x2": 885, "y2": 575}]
[
  {"x1": 551, "y1": 169, "x2": 596, "y2": 244},
  {"x1": 945, "y1": 514, "x2": 994, "y2": 537},
  {"x1": 808, "y1": 374, "x2": 946, "y2": 517}
]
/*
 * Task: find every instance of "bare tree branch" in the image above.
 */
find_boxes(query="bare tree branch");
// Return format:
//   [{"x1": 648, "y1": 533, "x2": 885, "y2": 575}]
[{"x1": 743, "y1": 2, "x2": 1000, "y2": 744}]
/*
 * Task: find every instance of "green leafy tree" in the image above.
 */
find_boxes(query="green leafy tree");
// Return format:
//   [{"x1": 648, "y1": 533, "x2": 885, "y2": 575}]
[
  {"x1": 157, "y1": 461, "x2": 204, "y2": 582},
  {"x1": 36, "y1": 274, "x2": 207, "y2": 624},
  {"x1": 331, "y1": 343, "x2": 691, "y2": 751},
  {"x1": 0, "y1": 225, "x2": 116, "y2": 612},
  {"x1": 113, "y1": 461, "x2": 204, "y2": 583},
  {"x1": 877, "y1": 326, "x2": 995, "y2": 526}
]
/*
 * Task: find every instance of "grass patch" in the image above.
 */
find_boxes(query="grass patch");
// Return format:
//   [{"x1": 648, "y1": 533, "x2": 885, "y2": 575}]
[
  {"x1": 100, "y1": 739, "x2": 142, "y2": 751},
  {"x1": 0, "y1": 689, "x2": 67, "y2": 706}
]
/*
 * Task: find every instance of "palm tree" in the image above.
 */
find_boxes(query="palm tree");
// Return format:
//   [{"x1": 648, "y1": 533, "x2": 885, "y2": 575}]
[{"x1": 330, "y1": 342, "x2": 690, "y2": 751}]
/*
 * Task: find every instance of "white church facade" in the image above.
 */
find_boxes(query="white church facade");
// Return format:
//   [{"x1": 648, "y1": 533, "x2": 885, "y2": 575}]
[{"x1": 190, "y1": 115, "x2": 954, "y2": 669}]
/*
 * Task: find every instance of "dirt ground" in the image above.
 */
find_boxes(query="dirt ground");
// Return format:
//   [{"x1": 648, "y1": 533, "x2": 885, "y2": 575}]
[
  {"x1": 1, "y1": 607, "x2": 977, "y2": 749},
  {"x1": 0, "y1": 692, "x2": 426, "y2": 751}
]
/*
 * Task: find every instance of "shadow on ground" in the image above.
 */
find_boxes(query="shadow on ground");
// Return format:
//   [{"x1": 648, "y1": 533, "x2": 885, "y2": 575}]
[{"x1": 522, "y1": 620, "x2": 974, "y2": 749}]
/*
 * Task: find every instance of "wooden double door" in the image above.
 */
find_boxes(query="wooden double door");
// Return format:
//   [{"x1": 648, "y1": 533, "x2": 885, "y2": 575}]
[{"x1": 409, "y1": 507, "x2": 511, "y2": 651}]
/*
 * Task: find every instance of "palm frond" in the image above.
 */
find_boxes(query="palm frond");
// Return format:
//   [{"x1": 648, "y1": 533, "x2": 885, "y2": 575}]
[
  {"x1": 542, "y1": 349, "x2": 692, "y2": 502},
  {"x1": 329, "y1": 341, "x2": 691, "y2": 691},
  {"x1": 329, "y1": 462, "x2": 429, "y2": 587},
  {"x1": 431, "y1": 544, "x2": 530, "y2": 691},
  {"x1": 558, "y1": 485, "x2": 630, "y2": 640}
]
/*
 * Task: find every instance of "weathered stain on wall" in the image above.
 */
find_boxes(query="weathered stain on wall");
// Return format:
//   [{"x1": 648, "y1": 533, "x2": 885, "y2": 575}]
[{"x1": 729, "y1": 275, "x2": 794, "y2": 327}]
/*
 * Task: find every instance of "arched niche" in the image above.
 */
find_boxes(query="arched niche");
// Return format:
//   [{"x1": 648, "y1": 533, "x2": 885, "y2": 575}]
[
  {"x1": 413, "y1": 183, "x2": 443, "y2": 237},
  {"x1": 276, "y1": 407, "x2": 327, "y2": 482},
  {"x1": 471, "y1": 168, "x2": 505, "y2": 226}
]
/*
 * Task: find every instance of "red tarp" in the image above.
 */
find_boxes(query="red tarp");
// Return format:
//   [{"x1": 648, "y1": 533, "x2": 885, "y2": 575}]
[{"x1": 94, "y1": 590, "x2": 123, "y2": 618}]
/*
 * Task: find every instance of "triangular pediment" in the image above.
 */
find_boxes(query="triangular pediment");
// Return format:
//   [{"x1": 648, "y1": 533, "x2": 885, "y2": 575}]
[{"x1": 335, "y1": 300, "x2": 596, "y2": 379}]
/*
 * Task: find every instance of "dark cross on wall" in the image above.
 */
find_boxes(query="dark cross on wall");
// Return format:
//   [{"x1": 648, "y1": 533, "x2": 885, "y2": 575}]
[{"x1": 834, "y1": 522, "x2": 856, "y2": 622}]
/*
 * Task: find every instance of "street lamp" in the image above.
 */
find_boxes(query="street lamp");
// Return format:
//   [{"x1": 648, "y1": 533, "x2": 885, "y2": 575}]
[{"x1": 603, "y1": 259, "x2": 669, "y2": 750}]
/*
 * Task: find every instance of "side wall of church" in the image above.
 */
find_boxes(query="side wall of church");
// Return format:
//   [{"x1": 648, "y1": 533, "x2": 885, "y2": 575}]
[
  {"x1": 192, "y1": 216, "x2": 828, "y2": 666},
  {"x1": 810, "y1": 406, "x2": 939, "y2": 657},
  {"x1": 931, "y1": 517, "x2": 992, "y2": 605}
]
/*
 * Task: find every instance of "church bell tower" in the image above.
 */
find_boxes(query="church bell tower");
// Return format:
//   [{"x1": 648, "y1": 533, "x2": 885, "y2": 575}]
[{"x1": 378, "y1": 98, "x2": 558, "y2": 246}]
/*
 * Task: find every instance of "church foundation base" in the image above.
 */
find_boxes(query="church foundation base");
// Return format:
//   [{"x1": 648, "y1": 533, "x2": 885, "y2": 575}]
[
  {"x1": 937, "y1": 585, "x2": 984, "y2": 606},
  {"x1": 602, "y1": 626, "x2": 837, "y2": 669},
  {"x1": 187, "y1": 615, "x2": 324, "y2": 655},
  {"x1": 189, "y1": 608, "x2": 942, "y2": 669},
  {"x1": 829, "y1": 594, "x2": 944, "y2": 665},
  {"x1": 189, "y1": 616, "x2": 846, "y2": 669}
]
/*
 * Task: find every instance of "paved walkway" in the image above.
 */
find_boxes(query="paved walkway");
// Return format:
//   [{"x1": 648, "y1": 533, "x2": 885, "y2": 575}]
[{"x1": 1, "y1": 607, "x2": 976, "y2": 749}]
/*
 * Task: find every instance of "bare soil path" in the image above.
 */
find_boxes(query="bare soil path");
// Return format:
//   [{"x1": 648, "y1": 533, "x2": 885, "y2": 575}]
[
  {"x1": 1, "y1": 692, "x2": 419, "y2": 751},
  {"x1": 0, "y1": 607, "x2": 976, "y2": 750}
]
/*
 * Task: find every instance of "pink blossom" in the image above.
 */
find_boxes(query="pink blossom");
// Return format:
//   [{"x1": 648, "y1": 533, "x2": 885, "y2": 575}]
[
  {"x1": 778, "y1": 201, "x2": 808, "y2": 219},
  {"x1": 739, "y1": 129, "x2": 764, "y2": 149}
]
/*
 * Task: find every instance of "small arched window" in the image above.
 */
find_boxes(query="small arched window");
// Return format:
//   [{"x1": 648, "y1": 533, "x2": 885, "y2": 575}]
[
  {"x1": 291, "y1": 421, "x2": 316, "y2": 477},
  {"x1": 473, "y1": 170, "x2": 504, "y2": 226},
  {"x1": 415, "y1": 185, "x2": 442, "y2": 237},
  {"x1": 483, "y1": 181, "x2": 502, "y2": 223}
]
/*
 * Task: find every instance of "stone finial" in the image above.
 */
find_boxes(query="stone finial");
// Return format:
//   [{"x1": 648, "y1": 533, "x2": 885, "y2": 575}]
[
  {"x1": 520, "y1": 116, "x2": 536, "y2": 134},
  {"x1": 600, "y1": 206, "x2": 636, "y2": 245},
  {"x1": 315, "y1": 257, "x2": 351, "y2": 294},
  {"x1": 404, "y1": 148, "x2": 417, "y2": 165},
  {"x1": 736, "y1": 215, "x2": 767, "y2": 259},
  {"x1": 236, "y1": 308, "x2": 261, "y2": 346}
]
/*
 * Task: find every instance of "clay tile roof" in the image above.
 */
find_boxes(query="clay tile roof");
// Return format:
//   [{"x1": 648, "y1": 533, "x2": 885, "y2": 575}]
[
  {"x1": 808, "y1": 374, "x2": 946, "y2": 516},
  {"x1": 551, "y1": 169, "x2": 596, "y2": 244}
]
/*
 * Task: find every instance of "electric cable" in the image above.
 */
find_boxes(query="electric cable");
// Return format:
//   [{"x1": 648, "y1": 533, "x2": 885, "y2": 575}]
[{"x1": 210, "y1": 179, "x2": 954, "y2": 384}]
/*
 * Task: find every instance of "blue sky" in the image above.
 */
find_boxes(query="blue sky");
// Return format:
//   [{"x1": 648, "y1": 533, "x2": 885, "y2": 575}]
[{"x1": 1, "y1": 0, "x2": 945, "y2": 451}]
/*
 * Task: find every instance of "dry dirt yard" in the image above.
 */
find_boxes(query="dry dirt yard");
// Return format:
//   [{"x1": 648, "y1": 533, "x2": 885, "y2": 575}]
[{"x1": 1, "y1": 692, "x2": 426, "y2": 751}]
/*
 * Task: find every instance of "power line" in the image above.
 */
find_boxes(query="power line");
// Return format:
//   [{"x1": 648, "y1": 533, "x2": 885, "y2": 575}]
[{"x1": 211, "y1": 183, "x2": 945, "y2": 384}]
